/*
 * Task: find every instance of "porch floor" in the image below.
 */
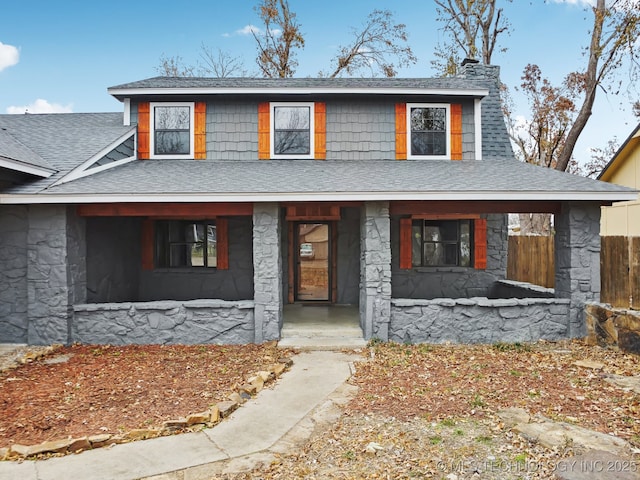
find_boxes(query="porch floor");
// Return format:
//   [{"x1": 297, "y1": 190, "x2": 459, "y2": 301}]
[{"x1": 278, "y1": 304, "x2": 366, "y2": 350}]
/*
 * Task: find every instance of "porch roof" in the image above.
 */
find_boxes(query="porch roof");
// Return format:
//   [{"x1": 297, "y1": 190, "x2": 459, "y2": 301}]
[{"x1": 1, "y1": 157, "x2": 636, "y2": 204}]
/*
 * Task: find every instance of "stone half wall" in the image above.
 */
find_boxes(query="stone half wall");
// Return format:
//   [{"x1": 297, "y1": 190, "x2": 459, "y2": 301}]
[
  {"x1": 389, "y1": 297, "x2": 571, "y2": 344},
  {"x1": 72, "y1": 300, "x2": 255, "y2": 345}
]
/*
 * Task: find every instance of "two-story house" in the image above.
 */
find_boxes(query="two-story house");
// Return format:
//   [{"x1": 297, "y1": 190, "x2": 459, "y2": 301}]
[{"x1": 0, "y1": 62, "x2": 636, "y2": 346}]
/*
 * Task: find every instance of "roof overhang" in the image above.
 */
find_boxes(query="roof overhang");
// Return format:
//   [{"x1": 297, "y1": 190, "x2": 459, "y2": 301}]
[
  {"x1": 0, "y1": 156, "x2": 56, "y2": 178},
  {"x1": 108, "y1": 87, "x2": 490, "y2": 100},
  {"x1": 1, "y1": 190, "x2": 636, "y2": 205}
]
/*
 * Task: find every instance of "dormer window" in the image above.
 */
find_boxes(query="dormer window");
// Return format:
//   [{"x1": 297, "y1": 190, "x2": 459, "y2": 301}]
[
  {"x1": 150, "y1": 102, "x2": 194, "y2": 159},
  {"x1": 407, "y1": 104, "x2": 450, "y2": 159},
  {"x1": 270, "y1": 102, "x2": 315, "y2": 159}
]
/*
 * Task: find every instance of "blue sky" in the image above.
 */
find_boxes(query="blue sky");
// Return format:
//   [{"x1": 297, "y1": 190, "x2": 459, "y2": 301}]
[{"x1": 0, "y1": 0, "x2": 637, "y2": 164}]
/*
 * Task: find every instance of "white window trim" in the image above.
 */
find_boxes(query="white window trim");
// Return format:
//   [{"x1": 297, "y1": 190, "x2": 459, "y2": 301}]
[
  {"x1": 407, "y1": 103, "x2": 451, "y2": 160},
  {"x1": 150, "y1": 102, "x2": 195, "y2": 160},
  {"x1": 270, "y1": 102, "x2": 315, "y2": 159}
]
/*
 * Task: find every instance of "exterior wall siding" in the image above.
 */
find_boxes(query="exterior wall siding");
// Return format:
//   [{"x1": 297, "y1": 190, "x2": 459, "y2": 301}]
[
  {"x1": 206, "y1": 100, "x2": 258, "y2": 161},
  {"x1": 0, "y1": 205, "x2": 29, "y2": 343}
]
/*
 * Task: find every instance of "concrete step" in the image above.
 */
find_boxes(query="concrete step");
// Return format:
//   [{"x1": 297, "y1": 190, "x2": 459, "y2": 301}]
[
  {"x1": 280, "y1": 327, "x2": 363, "y2": 338},
  {"x1": 277, "y1": 336, "x2": 367, "y2": 351}
]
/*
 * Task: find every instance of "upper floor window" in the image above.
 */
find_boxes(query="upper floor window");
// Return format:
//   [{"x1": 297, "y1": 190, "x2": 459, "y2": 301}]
[
  {"x1": 407, "y1": 104, "x2": 450, "y2": 159},
  {"x1": 150, "y1": 102, "x2": 194, "y2": 159},
  {"x1": 270, "y1": 102, "x2": 315, "y2": 159}
]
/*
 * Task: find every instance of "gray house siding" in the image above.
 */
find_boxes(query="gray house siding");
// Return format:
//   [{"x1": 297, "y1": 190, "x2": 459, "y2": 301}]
[
  {"x1": 391, "y1": 214, "x2": 508, "y2": 299},
  {"x1": 207, "y1": 100, "x2": 258, "y2": 161}
]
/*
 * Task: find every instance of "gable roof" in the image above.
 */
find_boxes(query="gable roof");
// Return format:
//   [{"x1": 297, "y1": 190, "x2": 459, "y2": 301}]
[
  {"x1": 2, "y1": 157, "x2": 635, "y2": 204},
  {"x1": 597, "y1": 122, "x2": 640, "y2": 182},
  {"x1": 0, "y1": 113, "x2": 135, "y2": 190}
]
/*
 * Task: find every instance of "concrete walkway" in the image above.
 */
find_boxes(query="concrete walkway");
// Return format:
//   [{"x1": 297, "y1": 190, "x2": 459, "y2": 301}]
[{"x1": 0, "y1": 350, "x2": 360, "y2": 480}]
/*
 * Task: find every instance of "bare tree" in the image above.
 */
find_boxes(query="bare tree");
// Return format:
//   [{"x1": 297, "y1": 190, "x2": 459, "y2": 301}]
[
  {"x1": 156, "y1": 54, "x2": 197, "y2": 77},
  {"x1": 554, "y1": 0, "x2": 640, "y2": 172},
  {"x1": 432, "y1": 0, "x2": 511, "y2": 75},
  {"x1": 253, "y1": 0, "x2": 304, "y2": 78},
  {"x1": 198, "y1": 45, "x2": 247, "y2": 78},
  {"x1": 322, "y1": 9, "x2": 417, "y2": 78}
]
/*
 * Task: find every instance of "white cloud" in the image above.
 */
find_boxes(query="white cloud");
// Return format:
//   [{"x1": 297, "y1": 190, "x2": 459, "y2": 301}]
[
  {"x1": 223, "y1": 24, "x2": 263, "y2": 37},
  {"x1": 0, "y1": 42, "x2": 19, "y2": 71},
  {"x1": 6, "y1": 99, "x2": 73, "y2": 114}
]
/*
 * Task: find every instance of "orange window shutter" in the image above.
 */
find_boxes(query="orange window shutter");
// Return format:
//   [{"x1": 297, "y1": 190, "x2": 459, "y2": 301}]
[
  {"x1": 395, "y1": 103, "x2": 407, "y2": 160},
  {"x1": 138, "y1": 102, "x2": 150, "y2": 160},
  {"x1": 216, "y1": 217, "x2": 229, "y2": 270},
  {"x1": 314, "y1": 102, "x2": 326, "y2": 160},
  {"x1": 399, "y1": 218, "x2": 413, "y2": 269},
  {"x1": 258, "y1": 102, "x2": 270, "y2": 159},
  {"x1": 474, "y1": 218, "x2": 487, "y2": 269},
  {"x1": 451, "y1": 103, "x2": 463, "y2": 160},
  {"x1": 141, "y1": 219, "x2": 154, "y2": 270},
  {"x1": 194, "y1": 102, "x2": 207, "y2": 159}
]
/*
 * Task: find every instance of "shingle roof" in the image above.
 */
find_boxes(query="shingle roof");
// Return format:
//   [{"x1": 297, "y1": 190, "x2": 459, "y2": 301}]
[
  {"x1": 0, "y1": 128, "x2": 55, "y2": 173},
  {"x1": 6, "y1": 157, "x2": 633, "y2": 202},
  {"x1": 0, "y1": 113, "x2": 134, "y2": 191}
]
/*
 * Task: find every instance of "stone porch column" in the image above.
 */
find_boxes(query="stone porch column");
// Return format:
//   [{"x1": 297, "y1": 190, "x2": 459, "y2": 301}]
[
  {"x1": 252, "y1": 203, "x2": 283, "y2": 343},
  {"x1": 360, "y1": 201, "x2": 392, "y2": 340},
  {"x1": 554, "y1": 202, "x2": 601, "y2": 337},
  {"x1": 27, "y1": 206, "x2": 86, "y2": 345}
]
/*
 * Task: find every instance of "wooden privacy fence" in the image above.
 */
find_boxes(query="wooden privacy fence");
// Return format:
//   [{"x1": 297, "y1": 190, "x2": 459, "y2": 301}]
[
  {"x1": 507, "y1": 235, "x2": 555, "y2": 288},
  {"x1": 600, "y1": 236, "x2": 640, "y2": 310}
]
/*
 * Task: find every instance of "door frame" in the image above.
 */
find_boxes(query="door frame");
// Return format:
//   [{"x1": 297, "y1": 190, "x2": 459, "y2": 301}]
[{"x1": 288, "y1": 221, "x2": 338, "y2": 303}]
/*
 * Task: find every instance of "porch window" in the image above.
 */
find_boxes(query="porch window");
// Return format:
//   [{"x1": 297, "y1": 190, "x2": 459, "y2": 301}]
[
  {"x1": 150, "y1": 102, "x2": 194, "y2": 159},
  {"x1": 155, "y1": 220, "x2": 217, "y2": 268},
  {"x1": 270, "y1": 103, "x2": 314, "y2": 158},
  {"x1": 411, "y1": 219, "x2": 471, "y2": 267}
]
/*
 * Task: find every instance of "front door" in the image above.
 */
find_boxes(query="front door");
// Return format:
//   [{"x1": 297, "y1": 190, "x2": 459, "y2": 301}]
[{"x1": 295, "y1": 223, "x2": 331, "y2": 301}]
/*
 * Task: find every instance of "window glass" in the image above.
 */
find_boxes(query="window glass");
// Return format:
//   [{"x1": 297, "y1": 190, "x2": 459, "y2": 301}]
[
  {"x1": 412, "y1": 219, "x2": 472, "y2": 267},
  {"x1": 410, "y1": 107, "x2": 447, "y2": 156},
  {"x1": 274, "y1": 106, "x2": 311, "y2": 155},
  {"x1": 154, "y1": 106, "x2": 191, "y2": 155},
  {"x1": 156, "y1": 220, "x2": 216, "y2": 268}
]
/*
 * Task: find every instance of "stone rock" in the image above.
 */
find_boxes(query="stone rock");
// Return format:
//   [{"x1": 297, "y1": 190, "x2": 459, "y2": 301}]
[
  {"x1": 163, "y1": 419, "x2": 188, "y2": 430},
  {"x1": 256, "y1": 370, "x2": 274, "y2": 382},
  {"x1": 125, "y1": 429, "x2": 160, "y2": 440},
  {"x1": 247, "y1": 375, "x2": 265, "y2": 393},
  {"x1": 239, "y1": 390, "x2": 252, "y2": 401},
  {"x1": 88, "y1": 434, "x2": 112, "y2": 447},
  {"x1": 228, "y1": 391, "x2": 245, "y2": 405},
  {"x1": 68, "y1": 437, "x2": 91, "y2": 452},
  {"x1": 9, "y1": 444, "x2": 32, "y2": 457},
  {"x1": 12, "y1": 438, "x2": 73, "y2": 457},
  {"x1": 555, "y1": 450, "x2": 640, "y2": 480},
  {"x1": 238, "y1": 383, "x2": 257, "y2": 396},
  {"x1": 603, "y1": 374, "x2": 640, "y2": 394},
  {"x1": 0, "y1": 447, "x2": 7, "y2": 459},
  {"x1": 270, "y1": 363, "x2": 286, "y2": 376},
  {"x1": 572, "y1": 360, "x2": 605, "y2": 370},
  {"x1": 217, "y1": 400, "x2": 238, "y2": 418},
  {"x1": 277, "y1": 357, "x2": 294, "y2": 367},
  {"x1": 209, "y1": 405, "x2": 220, "y2": 423},
  {"x1": 186, "y1": 411, "x2": 211, "y2": 426},
  {"x1": 496, "y1": 407, "x2": 531, "y2": 427}
]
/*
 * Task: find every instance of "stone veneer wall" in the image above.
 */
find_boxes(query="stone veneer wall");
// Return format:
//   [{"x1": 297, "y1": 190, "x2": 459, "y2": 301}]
[
  {"x1": 27, "y1": 206, "x2": 86, "y2": 345},
  {"x1": 72, "y1": 300, "x2": 255, "y2": 344},
  {"x1": 390, "y1": 297, "x2": 571, "y2": 344},
  {"x1": 0, "y1": 205, "x2": 29, "y2": 342},
  {"x1": 253, "y1": 203, "x2": 282, "y2": 343},
  {"x1": 359, "y1": 202, "x2": 392, "y2": 340},
  {"x1": 554, "y1": 202, "x2": 601, "y2": 337}
]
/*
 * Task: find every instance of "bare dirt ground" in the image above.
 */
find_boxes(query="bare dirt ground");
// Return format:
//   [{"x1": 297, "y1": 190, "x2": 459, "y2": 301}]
[{"x1": 1, "y1": 339, "x2": 639, "y2": 479}]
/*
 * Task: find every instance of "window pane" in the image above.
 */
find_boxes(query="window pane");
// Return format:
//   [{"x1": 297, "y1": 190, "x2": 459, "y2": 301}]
[
  {"x1": 155, "y1": 131, "x2": 190, "y2": 155},
  {"x1": 155, "y1": 106, "x2": 190, "y2": 129},
  {"x1": 410, "y1": 107, "x2": 447, "y2": 156},
  {"x1": 274, "y1": 107, "x2": 310, "y2": 129},
  {"x1": 444, "y1": 244, "x2": 458, "y2": 265},
  {"x1": 190, "y1": 243, "x2": 205, "y2": 266},
  {"x1": 411, "y1": 132, "x2": 446, "y2": 156},
  {"x1": 411, "y1": 223, "x2": 422, "y2": 267},
  {"x1": 460, "y1": 221, "x2": 471, "y2": 267},
  {"x1": 411, "y1": 107, "x2": 445, "y2": 131},
  {"x1": 207, "y1": 225, "x2": 217, "y2": 268},
  {"x1": 274, "y1": 131, "x2": 310, "y2": 154},
  {"x1": 423, "y1": 243, "x2": 444, "y2": 266}
]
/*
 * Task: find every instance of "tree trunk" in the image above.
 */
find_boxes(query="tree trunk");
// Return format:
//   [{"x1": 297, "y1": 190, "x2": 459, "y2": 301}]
[{"x1": 518, "y1": 213, "x2": 552, "y2": 236}]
